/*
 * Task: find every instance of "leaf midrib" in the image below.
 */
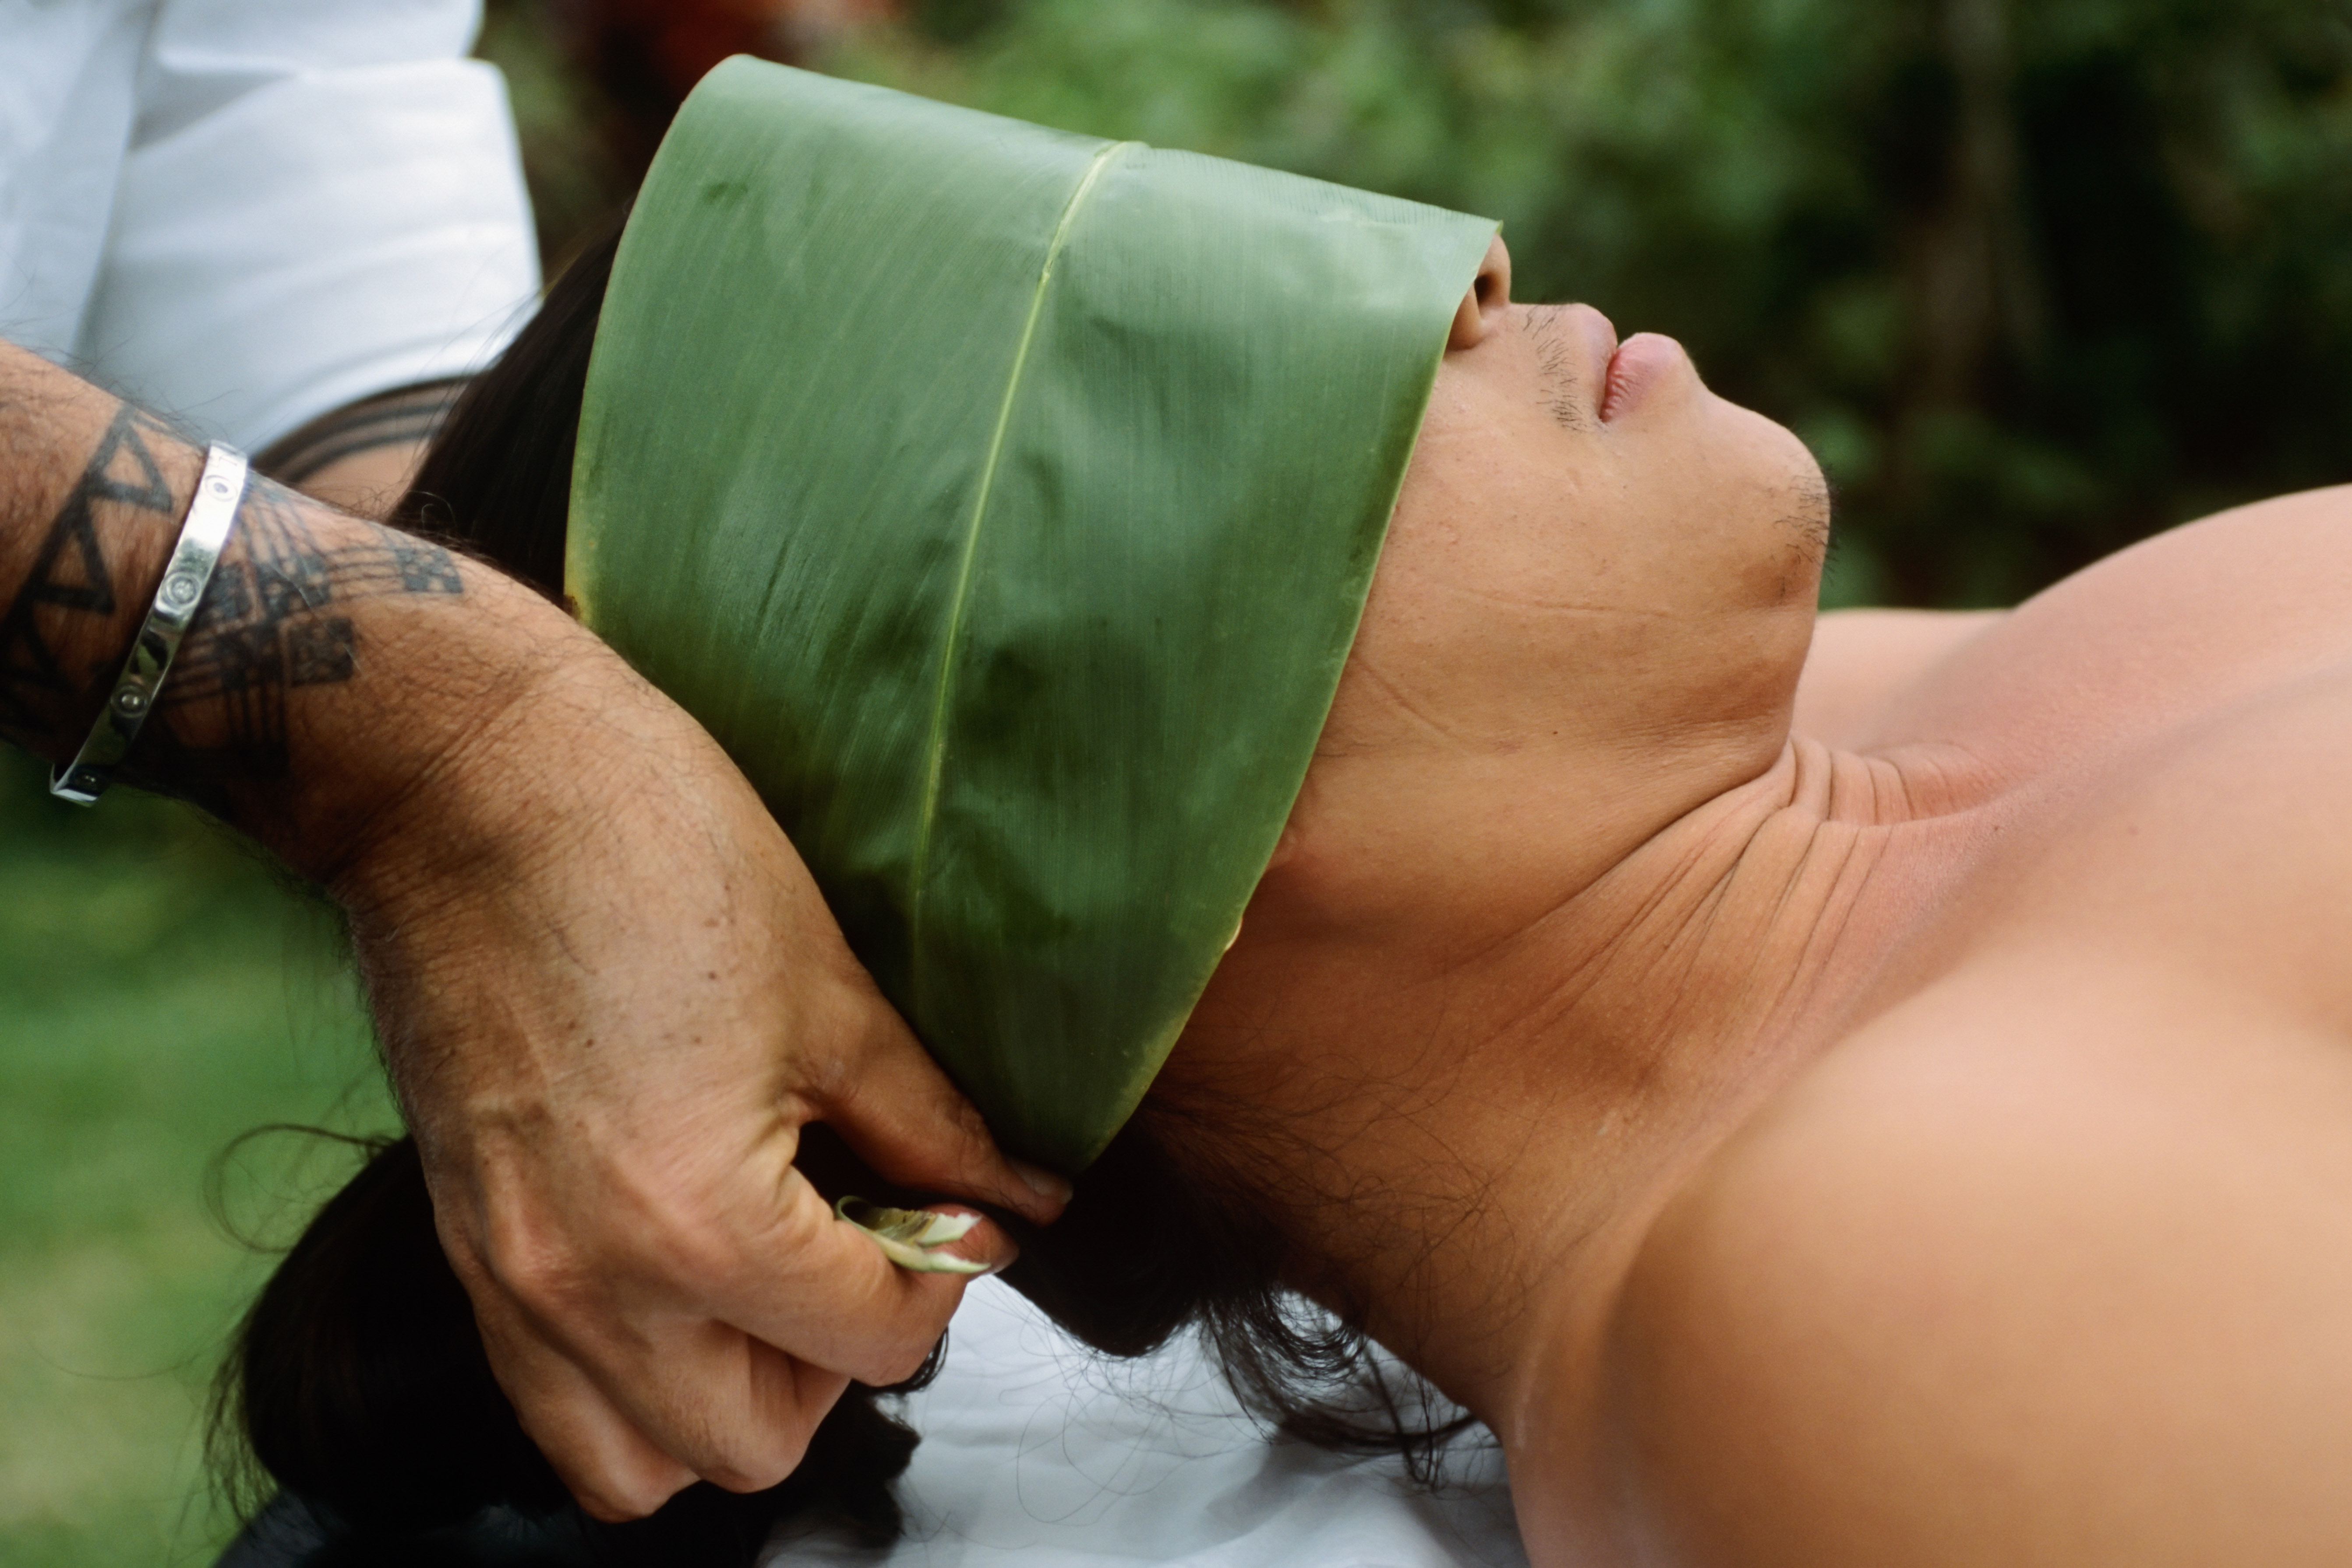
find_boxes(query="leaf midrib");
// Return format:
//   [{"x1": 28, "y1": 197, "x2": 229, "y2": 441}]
[{"x1": 905, "y1": 139, "x2": 1136, "y2": 961}]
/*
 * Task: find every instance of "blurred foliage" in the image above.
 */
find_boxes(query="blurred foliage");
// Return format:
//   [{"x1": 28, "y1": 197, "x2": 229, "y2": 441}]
[
  {"x1": 825, "y1": 0, "x2": 2352, "y2": 608},
  {"x1": 0, "y1": 752, "x2": 391, "y2": 1564},
  {"x1": 481, "y1": 0, "x2": 636, "y2": 268},
  {"x1": 490, "y1": 0, "x2": 2352, "y2": 609},
  {"x1": 482, "y1": 0, "x2": 897, "y2": 266}
]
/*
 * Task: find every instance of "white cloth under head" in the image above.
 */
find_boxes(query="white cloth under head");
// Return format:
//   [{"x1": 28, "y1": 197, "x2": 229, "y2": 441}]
[
  {"x1": 0, "y1": 0, "x2": 539, "y2": 450},
  {"x1": 766, "y1": 1277, "x2": 1530, "y2": 1568}
]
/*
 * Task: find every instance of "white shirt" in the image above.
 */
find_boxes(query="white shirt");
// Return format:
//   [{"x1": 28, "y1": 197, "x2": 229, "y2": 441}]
[
  {"x1": 0, "y1": 0, "x2": 539, "y2": 450},
  {"x1": 770, "y1": 1279, "x2": 1529, "y2": 1568}
]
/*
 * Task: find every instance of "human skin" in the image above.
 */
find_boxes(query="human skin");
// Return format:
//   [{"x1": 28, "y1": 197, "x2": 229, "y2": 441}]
[
  {"x1": 255, "y1": 379, "x2": 464, "y2": 520},
  {"x1": 0, "y1": 343, "x2": 1064, "y2": 1520},
  {"x1": 1162, "y1": 239, "x2": 2352, "y2": 1564}
]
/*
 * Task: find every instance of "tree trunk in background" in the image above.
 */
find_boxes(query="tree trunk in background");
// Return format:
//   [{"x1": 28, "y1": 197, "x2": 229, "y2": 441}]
[
  {"x1": 1878, "y1": 0, "x2": 2050, "y2": 598},
  {"x1": 1912, "y1": 0, "x2": 2045, "y2": 404}
]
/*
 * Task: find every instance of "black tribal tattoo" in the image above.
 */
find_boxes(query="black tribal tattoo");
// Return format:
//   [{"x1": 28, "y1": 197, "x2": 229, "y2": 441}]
[
  {"x1": 0, "y1": 404, "x2": 179, "y2": 745},
  {"x1": 0, "y1": 399, "x2": 470, "y2": 801},
  {"x1": 257, "y1": 379, "x2": 463, "y2": 486},
  {"x1": 135, "y1": 474, "x2": 468, "y2": 789}
]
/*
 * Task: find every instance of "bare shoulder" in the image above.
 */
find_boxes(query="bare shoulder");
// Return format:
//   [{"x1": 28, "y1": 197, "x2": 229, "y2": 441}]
[
  {"x1": 1800, "y1": 486, "x2": 2352, "y2": 757},
  {"x1": 1597, "y1": 976, "x2": 2352, "y2": 1567},
  {"x1": 1865, "y1": 483, "x2": 2352, "y2": 767},
  {"x1": 1793, "y1": 607, "x2": 2006, "y2": 747}
]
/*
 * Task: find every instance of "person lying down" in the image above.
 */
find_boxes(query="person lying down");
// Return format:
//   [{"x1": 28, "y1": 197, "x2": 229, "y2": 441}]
[{"x1": 215, "y1": 56, "x2": 2352, "y2": 1568}]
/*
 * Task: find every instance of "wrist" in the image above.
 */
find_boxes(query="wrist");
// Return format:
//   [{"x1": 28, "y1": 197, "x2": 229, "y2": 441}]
[
  {"x1": 51, "y1": 445, "x2": 251, "y2": 805},
  {"x1": 0, "y1": 357, "x2": 202, "y2": 759},
  {"x1": 196, "y1": 523, "x2": 593, "y2": 889},
  {"x1": 316, "y1": 619, "x2": 753, "y2": 1119}
]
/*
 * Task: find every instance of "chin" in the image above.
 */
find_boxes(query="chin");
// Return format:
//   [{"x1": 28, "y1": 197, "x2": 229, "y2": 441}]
[{"x1": 1703, "y1": 395, "x2": 1832, "y2": 607}]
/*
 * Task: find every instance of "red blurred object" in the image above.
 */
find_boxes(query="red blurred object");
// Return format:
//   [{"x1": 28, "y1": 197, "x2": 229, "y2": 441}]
[
  {"x1": 547, "y1": 0, "x2": 900, "y2": 182},
  {"x1": 578, "y1": 0, "x2": 900, "y2": 103}
]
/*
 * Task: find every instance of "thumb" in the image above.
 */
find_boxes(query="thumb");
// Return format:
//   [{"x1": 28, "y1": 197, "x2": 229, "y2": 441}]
[
  {"x1": 814, "y1": 1012, "x2": 1071, "y2": 1225},
  {"x1": 720, "y1": 1165, "x2": 1010, "y2": 1385}
]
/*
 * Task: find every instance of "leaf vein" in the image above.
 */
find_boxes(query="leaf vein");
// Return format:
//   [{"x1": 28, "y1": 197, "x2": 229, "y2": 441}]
[{"x1": 905, "y1": 139, "x2": 1136, "y2": 966}]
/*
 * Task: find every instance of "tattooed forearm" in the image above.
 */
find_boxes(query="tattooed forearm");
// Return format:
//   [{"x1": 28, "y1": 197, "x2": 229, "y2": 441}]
[
  {"x1": 0, "y1": 383, "x2": 472, "y2": 811},
  {"x1": 0, "y1": 403, "x2": 183, "y2": 750},
  {"x1": 257, "y1": 380, "x2": 463, "y2": 487},
  {"x1": 121, "y1": 474, "x2": 468, "y2": 799},
  {"x1": 1, "y1": 348, "x2": 574, "y2": 873}
]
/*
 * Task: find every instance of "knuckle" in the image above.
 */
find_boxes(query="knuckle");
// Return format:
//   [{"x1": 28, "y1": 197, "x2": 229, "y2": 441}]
[
  {"x1": 575, "y1": 1467, "x2": 691, "y2": 1523},
  {"x1": 704, "y1": 1431, "x2": 810, "y2": 1495},
  {"x1": 946, "y1": 1090, "x2": 991, "y2": 1151},
  {"x1": 805, "y1": 1033, "x2": 857, "y2": 1100},
  {"x1": 478, "y1": 1217, "x2": 594, "y2": 1324},
  {"x1": 647, "y1": 1224, "x2": 741, "y2": 1299},
  {"x1": 636, "y1": 1182, "x2": 759, "y2": 1296}
]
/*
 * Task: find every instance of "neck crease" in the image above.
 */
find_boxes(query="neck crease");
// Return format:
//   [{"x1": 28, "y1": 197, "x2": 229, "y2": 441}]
[{"x1": 1164, "y1": 736, "x2": 2003, "y2": 1432}]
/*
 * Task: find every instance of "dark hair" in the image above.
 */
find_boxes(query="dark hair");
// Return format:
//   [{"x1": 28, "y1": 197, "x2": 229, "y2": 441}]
[{"x1": 219, "y1": 215, "x2": 1466, "y2": 1567}]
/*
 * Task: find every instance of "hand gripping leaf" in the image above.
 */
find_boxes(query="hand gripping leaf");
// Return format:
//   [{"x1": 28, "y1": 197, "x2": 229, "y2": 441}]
[
  {"x1": 834, "y1": 1198, "x2": 989, "y2": 1276},
  {"x1": 570, "y1": 59, "x2": 1495, "y2": 1171}
]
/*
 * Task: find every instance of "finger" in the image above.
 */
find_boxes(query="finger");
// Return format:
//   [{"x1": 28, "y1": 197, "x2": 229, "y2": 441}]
[
  {"x1": 703, "y1": 1161, "x2": 1002, "y2": 1387},
  {"x1": 450, "y1": 1150, "x2": 982, "y2": 1500},
  {"x1": 817, "y1": 1008, "x2": 1073, "y2": 1223},
  {"x1": 472, "y1": 1229, "x2": 864, "y2": 1501},
  {"x1": 469, "y1": 1285, "x2": 699, "y2": 1521},
  {"x1": 835, "y1": 1197, "x2": 1021, "y2": 1275},
  {"x1": 496, "y1": 1163, "x2": 985, "y2": 1484},
  {"x1": 585, "y1": 1320, "x2": 855, "y2": 1494}
]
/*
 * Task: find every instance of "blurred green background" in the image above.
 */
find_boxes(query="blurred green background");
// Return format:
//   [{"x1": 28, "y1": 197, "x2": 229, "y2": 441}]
[
  {"x1": 496, "y1": 0, "x2": 2352, "y2": 609},
  {"x1": 11, "y1": 0, "x2": 2352, "y2": 1560},
  {"x1": 0, "y1": 749, "x2": 390, "y2": 1566}
]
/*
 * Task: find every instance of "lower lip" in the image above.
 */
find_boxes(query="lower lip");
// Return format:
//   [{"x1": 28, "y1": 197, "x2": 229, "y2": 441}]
[{"x1": 1600, "y1": 333, "x2": 1686, "y2": 423}]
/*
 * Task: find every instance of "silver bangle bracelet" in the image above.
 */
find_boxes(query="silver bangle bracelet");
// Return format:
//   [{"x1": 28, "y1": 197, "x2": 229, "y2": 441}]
[{"x1": 49, "y1": 442, "x2": 249, "y2": 805}]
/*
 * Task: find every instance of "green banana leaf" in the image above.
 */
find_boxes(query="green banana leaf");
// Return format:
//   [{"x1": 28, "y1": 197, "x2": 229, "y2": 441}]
[{"x1": 569, "y1": 57, "x2": 1494, "y2": 1171}]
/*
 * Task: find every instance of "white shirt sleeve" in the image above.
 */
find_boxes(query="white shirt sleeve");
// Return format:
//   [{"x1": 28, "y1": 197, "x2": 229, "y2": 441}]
[{"x1": 70, "y1": 0, "x2": 540, "y2": 452}]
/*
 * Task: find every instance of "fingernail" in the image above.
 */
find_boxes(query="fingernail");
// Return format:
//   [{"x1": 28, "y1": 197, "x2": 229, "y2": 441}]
[
  {"x1": 836, "y1": 1197, "x2": 990, "y2": 1275},
  {"x1": 1010, "y1": 1159, "x2": 1074, "y2": 1206}
]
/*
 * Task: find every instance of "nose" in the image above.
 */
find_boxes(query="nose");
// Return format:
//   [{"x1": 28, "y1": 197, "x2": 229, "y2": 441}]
[{"x1": 1448, "y1": 233, "x2": 1513, "y2": 351}]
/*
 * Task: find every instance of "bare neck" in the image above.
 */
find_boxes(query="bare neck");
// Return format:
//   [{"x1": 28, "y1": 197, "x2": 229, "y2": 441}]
[{"x1": 1166, "y1": 735, "x2": 2000, "y2": 1440}]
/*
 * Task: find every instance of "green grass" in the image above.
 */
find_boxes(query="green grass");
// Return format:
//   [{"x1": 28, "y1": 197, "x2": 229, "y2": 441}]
[{"x1": 0, "y1": 752, "x2": 395, "y2": 1566}]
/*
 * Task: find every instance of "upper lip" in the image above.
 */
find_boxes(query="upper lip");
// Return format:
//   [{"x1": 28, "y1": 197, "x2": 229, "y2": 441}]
[{"x1": 1568, "y1": 304, "x2": 1623, "y2": 422}]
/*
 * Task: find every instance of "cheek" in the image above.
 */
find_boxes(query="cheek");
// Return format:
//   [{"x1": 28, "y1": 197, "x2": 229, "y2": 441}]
[
  {"x1": 1361, "y1": 409, "x2": 1688, "y2": 700},
  {"x1": 1323, "y1": 419, "x2": 1631, "y2": 766},
  {"x1": 1327, "y1": 362, "x2": 1823, "y2": 748},
  {"x1": 1376, "y1": 392, "x2": 1618, "y2": 620},
  {"x1": 1385, "y1": 376, "x2": 1763, "y2": 634}
]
